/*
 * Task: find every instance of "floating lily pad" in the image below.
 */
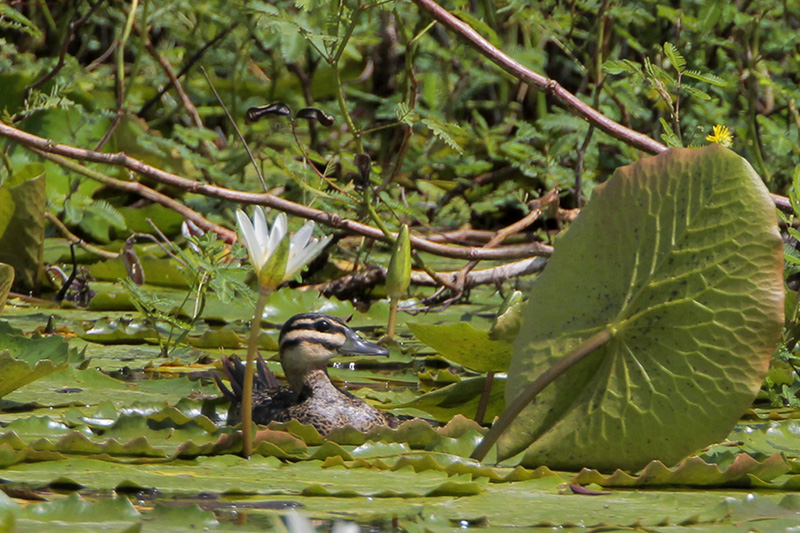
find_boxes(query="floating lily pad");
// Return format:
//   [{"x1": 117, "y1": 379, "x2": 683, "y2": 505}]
[
  {"x1": 408, "y1": 321, "x2": 512, "y2": 372},
  {"x1": 0, "y1": 322, "x2": 82, "y2": 398}
]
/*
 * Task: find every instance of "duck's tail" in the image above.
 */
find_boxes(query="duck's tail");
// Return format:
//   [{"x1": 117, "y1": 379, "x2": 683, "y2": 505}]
[{"x1": 215, "y1": 353, "x2": 280, "y2": 403}]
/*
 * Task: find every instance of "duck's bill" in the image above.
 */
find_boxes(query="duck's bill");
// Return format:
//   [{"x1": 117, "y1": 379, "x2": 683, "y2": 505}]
[{"x1": 340, "y1": 329, "x2": 389, "y2": 357}]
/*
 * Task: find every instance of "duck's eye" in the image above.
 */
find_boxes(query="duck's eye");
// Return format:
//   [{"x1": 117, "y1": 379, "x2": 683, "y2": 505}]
[{"x1": 315, "y1": 320, "x2": 331, "y2": 332}]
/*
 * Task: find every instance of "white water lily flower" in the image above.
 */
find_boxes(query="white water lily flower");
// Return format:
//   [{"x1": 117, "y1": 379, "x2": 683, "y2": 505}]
[{"x1": 236, "y1": 207, "x2": 331, "y2": 291}]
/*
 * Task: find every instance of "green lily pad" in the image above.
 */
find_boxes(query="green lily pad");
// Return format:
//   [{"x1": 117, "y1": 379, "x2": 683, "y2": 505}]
[
  {"x1": 387, "y1": 376, "x2": 505, "y2": 422},
  {"x1": 571, "y1": 452, "x2": 789, "y2": 487},
  {"x1": 408, "y1": 322, "x2": 512, "y2": 372},
  {"x1": 0, "y1": 455, "x2": 484, "y2": 497},
  {"x1": 502, "y1": 146, "x2": 785, "y2": 470},
  {"x1": 0, "y1": 322, "x2": 82, "y2": 398}
]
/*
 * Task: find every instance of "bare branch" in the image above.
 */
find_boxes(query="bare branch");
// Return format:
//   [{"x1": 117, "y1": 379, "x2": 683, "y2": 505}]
[
  {"x1": 411, "y1": 0, "x2": 667, "y2": 155},
  {"x1": 0, "y1": 120, "x2": 553, "y2": 260}
]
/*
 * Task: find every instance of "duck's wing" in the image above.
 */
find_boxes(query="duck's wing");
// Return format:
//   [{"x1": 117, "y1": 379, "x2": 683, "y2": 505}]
[
  {"x1": 217, "y1": 354, "x2": 300, "y2": 426},
  {"x1": 217, "y1": 354, "x2": 282, "y2": 402}
]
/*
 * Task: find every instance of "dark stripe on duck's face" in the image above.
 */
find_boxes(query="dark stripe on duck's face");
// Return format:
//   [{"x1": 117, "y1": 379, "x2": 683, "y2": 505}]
[
  {"x1": 279, "y1": 313, "x2": 346, "y2": 338},
  {"x1": 278, "y1": 313, "x2": 387, "y2": 356},
  {"x1": 280, "y1": 334, "x2": 344, "y2": 352},
  {"x1": 279, "y1": 314, "x2": 347, "y2": 351}
]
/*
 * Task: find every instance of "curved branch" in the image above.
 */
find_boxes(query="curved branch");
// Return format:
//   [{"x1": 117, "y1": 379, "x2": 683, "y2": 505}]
[
  {"x1": 31, "y1": 148, "x2": 237, "y2": 242},
  {"x1": 412, "y1": 0, "x2": 667, "y2": 155},
  {"x1": 0, "y1": 120, "x2": 552, "y2": 260},
  {"x1": 411, "y1": 0, "x2": 793, "y2": 215},
  {"x1": 410, "y1": 256, "x2": 548, "y2": 287}
]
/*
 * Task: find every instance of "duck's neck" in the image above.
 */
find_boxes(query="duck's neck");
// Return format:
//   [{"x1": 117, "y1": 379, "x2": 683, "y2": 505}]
[{"x1": 292, "y1": 368, "x2": 338, "y2": 399}]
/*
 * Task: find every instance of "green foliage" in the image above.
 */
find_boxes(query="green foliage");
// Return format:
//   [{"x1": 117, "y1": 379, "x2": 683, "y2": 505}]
[
  {"x1": 409, "y1": 321, "x2": 511, "y2": 373},
  {"x1": 604, "y1": 42, "x2": 729, "y2": 147}
]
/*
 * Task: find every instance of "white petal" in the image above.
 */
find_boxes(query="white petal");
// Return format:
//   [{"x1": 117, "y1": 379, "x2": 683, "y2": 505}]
[
  {"x1": 291, "y1": 221, "x2": 314, "y2": 252},
  {"x1": 286, "y1": 234, "x2": 332, "y2": 278},
  {"x1": 252, "y1": 206, "x2": 270, "y2": 254},
  {"x1": 236, "y1": 209, "x2": 263, "y2": 270},
  {"x1": 267, "y1": 213, "x2": 288, "y2": 257}
]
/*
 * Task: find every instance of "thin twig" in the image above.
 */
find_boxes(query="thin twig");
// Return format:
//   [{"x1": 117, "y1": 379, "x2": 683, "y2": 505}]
[
  {"x1": 137, "y1": 24, "x2": 205, "y2": 132},
  {"x1": 45, "y1": 212, "x2": 118, "y2": 259},
  {"x1": 200, "y1": 67, "x2": 268, "y2": 193},
  {"x1": 138, "y1": 24, "x2": 236, "y2": 117},
  {"x1": 450, "y1": 189, "x2": 559, "y2": 296}
]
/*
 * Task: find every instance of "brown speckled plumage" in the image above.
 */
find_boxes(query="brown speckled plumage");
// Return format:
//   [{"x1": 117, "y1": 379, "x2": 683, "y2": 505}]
[{"x1": 216, "y1": 313, "x2": 400, "y2": 435}]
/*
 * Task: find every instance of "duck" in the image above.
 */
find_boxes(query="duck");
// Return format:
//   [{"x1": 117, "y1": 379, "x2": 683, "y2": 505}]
[{"x1": 216, "y1": 313, "x2": 400, "y2": 435}]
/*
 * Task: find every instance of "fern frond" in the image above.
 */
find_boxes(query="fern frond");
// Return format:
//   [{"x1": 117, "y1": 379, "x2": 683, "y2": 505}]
[
  {"x1": 603, "y1": 59, "x2": 643, "y2": 76},
  {"x1": 0, "y1": 5, "x2": 42, "y2": 38},
  {"x1": 663, "y1": 42, "x2": 686, "y2": 73},
  {"x1": 659, "y1": 118, "x2": 682, "y2": 148},
  {"x1": 18, "y1": 84, "x2": 76, "y2": 119},
  {"x1": 89, "y1": 200, "x2": 127, "y2": 230},
  {"x1": 682, "y1": 85, "x2": 712, "y2": 101},
  {"x1": 683, "y1": 69, "x2": 728, "y2": 87},
  {"x1": 422, "y1": 118, "x2": 464, "y2": 153},
  {"x1": 396, "y1": 102, "x2": 416, "y2": 127},
  {"x1": 378, "y1": 191, "x2": 429, "y2": 224}
]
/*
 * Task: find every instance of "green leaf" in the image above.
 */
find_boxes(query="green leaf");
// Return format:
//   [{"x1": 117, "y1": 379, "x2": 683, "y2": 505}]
[
  {"x1": 0, "y1": 351, "x2": 67, "y2": 399},
  {"x1": 22, "y1": 493, "x2": 140, "y2": 523},
  {"x1": 0, "y1": 163, "x2": 46, "y2": 292},
  {"x1": 683, "y1": 69, "x2": 728, "y2": 87},
  {"x1": 602, "y1": 59, "x2": 642, "y2": 76},
  {"x1": 683, "y1": 84, "x2": 712, "y2": 101},
  {"x1": 421, "y1": 118, "x2": 464, "y2": 153},
  {"x1": 663, "y1": 42, "x2": 686, "y2": 72},
  {"x1": 489, "y1": 290, "x2": 524, "y2": 342},
  {"x1": 500, "y1": 145, "x2": 784, "y2": 470},
  {"x1": 408, "y1": 322, "x2": 512, "y2": 373},
  {"x1": 572, "y1": 453, "x2": 789, "y2": 487},
  {"x1": 387, "y1": 376, "x2": 506, "y2": 422},
  {"x1": 0, "y1": 322, "x2": 82, "y2": 398},
  {"x1": 0, "y1": 262, "x2": 12, "y2": 314},
  {"x1": 0, "y1": 4, "x2": 42, "y2": 38},
  {"x1": 659, "y1": 118, "x2": 682, "y2": 147}
]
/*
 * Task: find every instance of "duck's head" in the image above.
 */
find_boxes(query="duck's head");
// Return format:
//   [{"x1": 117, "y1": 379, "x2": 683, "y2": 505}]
[{"x1": 279, "y1": 313, "x2": 388, "y2": 392}]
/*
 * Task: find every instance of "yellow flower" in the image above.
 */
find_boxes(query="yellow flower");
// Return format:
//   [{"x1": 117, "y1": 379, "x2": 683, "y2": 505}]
[{"x1": 706, "y1": 124, "x2": 733, "y2": 148}]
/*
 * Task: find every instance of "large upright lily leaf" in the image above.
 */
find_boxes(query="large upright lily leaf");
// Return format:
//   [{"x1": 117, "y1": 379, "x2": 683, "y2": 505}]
[
  {"x1": 0, "y1": 262, "x2": 12, "y2": 314},
  {"x1": 500, "y1": 145, "x2": 784, "y2": 470},
  {"x1": 0, "y1": 163, "x2": 46, "y2": 292}
]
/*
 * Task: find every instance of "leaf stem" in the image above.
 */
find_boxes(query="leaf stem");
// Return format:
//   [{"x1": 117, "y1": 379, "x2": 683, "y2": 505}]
[
  {"x1": 241, "y1": 288, "x2": 269, "y2": 458},
  {"x1": 470, "y1": 327, "x2": 613, "y2": 462}
]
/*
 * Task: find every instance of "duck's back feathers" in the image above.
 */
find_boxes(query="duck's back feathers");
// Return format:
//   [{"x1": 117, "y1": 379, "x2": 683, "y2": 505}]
[
  {"x1": 217, "y1": 355, "x2": 399, "y2": 434},
  {"x1": 217, "y1": 355, "x2": 296, "y2": 426}
]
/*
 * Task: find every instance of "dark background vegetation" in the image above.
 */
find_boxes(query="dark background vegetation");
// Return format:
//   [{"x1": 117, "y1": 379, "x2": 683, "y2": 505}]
[{"x1": 3, "y1": 0, "x2": 798, "y2": 236}]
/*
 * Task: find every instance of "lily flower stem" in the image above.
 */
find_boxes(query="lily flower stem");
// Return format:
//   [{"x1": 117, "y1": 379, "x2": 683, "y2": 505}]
[
  {"x1": 387, "y1": 297, "x2": 398, "y2": 338},
  {"x1": 241, "y1": 289, "x2": 270, "y2": 458},
  {"x1": 361, "y1": 189, "x2": 451, "y2": 290},
  {"x1": 471, "y1": 327, "x2": 613, "y2": 462}
]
